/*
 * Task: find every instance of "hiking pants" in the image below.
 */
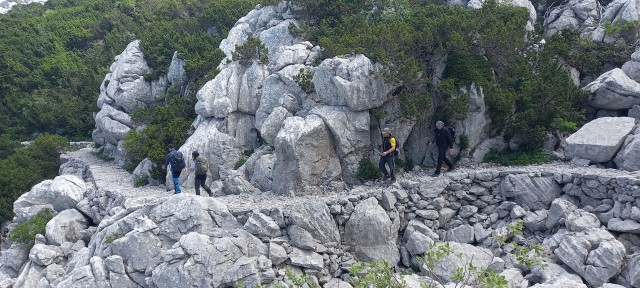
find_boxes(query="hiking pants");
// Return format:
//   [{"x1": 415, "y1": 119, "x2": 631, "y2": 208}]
[
  {"x1": 194, "y1": 174, "x2": 212, "y2": 196},
  {"x1": 435, "y1": 147, "x2": 454, "y2": 174},
  {"x1": 378, "y1": 155, "x2": 395, "y2": 180},
  {"x1": 172, "y1": 170, "x2": 182, "y2": 194}
]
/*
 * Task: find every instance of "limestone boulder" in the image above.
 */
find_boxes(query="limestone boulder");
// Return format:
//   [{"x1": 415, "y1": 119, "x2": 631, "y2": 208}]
[
  {"x1": 272, "y1": 115, "x2": 342, "y2": 196},
  {"x1": 615, "y1": 134, "x2": 640, "y2": 171},
  {"x1": 627, "y1": 252, "x2": 640, "y2": 288},
  {"x1": 260, "y1": 106, "x2": 292, "y2": 145},
  {"x1": 59, "y1": 158, "x2": 92, "y2": 182},
  {"x1": 195, "y1": 62, "x2": 268, "y2": 118},
  {"x1": 311, "y1": 105, "x2": 370, "y2": 157},
  {"x1": 244, "y1": 212, "x2": 281, "y2": 238},
  {"x1": 178, "y1": 118, "x2": 242, "y2": 186},
  {"x1": 94, "y1": 104, "x2": 133, "y2": 145},
  {"x1": 565, "y1": 117, "x2": 635, "y2": 162},
  {"x1": 131, "y1": 158, "x2": 156, "y2": 186},
  {"x1": 250, "y1": 153, "x2": 275, "y2": 191},
  {"x1": 543, "y1": 0, "x2": 599, "y2": 38},
  {"x1": 13, "y1": 175, "x2": 87, "y2": 222},
  {"x1": 255, "y1": 64, "x2": 306, "y2": 129},
  {"x1": 313, "y1": 55, "x2": 395, "y2": 111},
  {"x1": 425, "y1": 242, "x2": 493, "y2": 284},
  {"x1": 270, "y1": 41, "x2": 319, "y2": 71},
  {"x1": 45, "y1": 209, "x2": 90, "y2": 246},
  {"x1": 28, "y1": 244, "x2": 64, "y2": 266},
  {"x1": 499, "y1": 175, "x2": 561, "y2": 210},
  {"x1": 151, "y1": 232, "x2": 270, "y2": 288},
  {"x1": 344, "y1": 197, "x2": 400, "y2": 266},
  {"x1": 554, "y1": 228, "x2": 626, "y2": 287},
  {"x1": 286, "y1": 202, "x2": 340, "y2": 244},
  {"x1": 585, "y1": 69, "x2": 640, "y2": 110},
  {"x1": 600, "y1": 0, "x2": 640, "y2": 37},
  {"x1": 167, "y1": 51, "x2": 186, "y2": 86},
  {"x1": 0, "y1": 244, "x2": 29, "y2": 277}
]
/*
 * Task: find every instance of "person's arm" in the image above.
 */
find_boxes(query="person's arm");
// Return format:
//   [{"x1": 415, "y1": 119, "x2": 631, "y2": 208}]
[
  {"x1": 446, "y1": 129, "x2": 453, "y2": 149},
  {"x1": 382, "y1": 138, "x2": 396, "y2": 155}
]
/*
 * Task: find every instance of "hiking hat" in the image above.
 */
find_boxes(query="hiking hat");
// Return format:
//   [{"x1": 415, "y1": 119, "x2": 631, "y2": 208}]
[
  {"x1": 383, "y1": 127, "x2": 391, "y2": 133},
  {"x1": 435, "y1": 120, "x2": 444, "y2": 126}
]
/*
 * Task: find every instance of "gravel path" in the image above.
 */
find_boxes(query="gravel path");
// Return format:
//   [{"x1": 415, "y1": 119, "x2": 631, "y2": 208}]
[{"x1": 63, "y1": 147, "x2": 640, "y2": 214}]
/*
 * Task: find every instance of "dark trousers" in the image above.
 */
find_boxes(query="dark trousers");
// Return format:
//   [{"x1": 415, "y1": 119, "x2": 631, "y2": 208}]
[
  {"x1": 435, "y1": 147, "x2": 454, "y2": 173},
  {"x1": 378, "y1": 155, "x2": 395, "y2": 180},
  {"x1": 194, "y1": 174, "x2": 212, "y2": 196}
]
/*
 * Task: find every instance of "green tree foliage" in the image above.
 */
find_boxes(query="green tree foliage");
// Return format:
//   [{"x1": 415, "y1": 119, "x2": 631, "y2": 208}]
[
  {"x1": 0, "y1": 0, "x2": 272, "y2": 141},
  {"x1": 291, "y1": 0, "x2": 590, "y2": 153},
  {"x1": 0, "y1": 134, "x2": 68, "y2": 224},
  {"x1": 123, "y1": 86, "x2": 196, "y2": 180},
  {"x1": 8, "y1": 208, "x2": 53, "y2": 249}
]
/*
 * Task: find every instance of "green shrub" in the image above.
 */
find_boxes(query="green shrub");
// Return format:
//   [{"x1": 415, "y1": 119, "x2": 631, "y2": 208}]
[
  {"x1": 9, "y1": 208, "x2": 53, "y2": 249},
  {"x1": 243, "y1": 149, "x2": 254, "y2": 157},
  {"x1": 484, "y1": 149, "x2": 551, "y2": 166},
  {"x1": 232, "y1": 36, "x2": 269, "y2": 65},
  {"x1": 356, "y1": 158, "x2": 381, "y2": 181},
  {"x1": 458, "y1": 134, "x2": 469, "y2": 151},
  {"x1": 293, "y1": 68, "x2": 315, "y2": 93},
  {"x1": 105, "y1": 232, "x2": 125, "y2": 244},
  {"x1": 347, "y1": 260, "x2": 406, "y2": 288},
  {"x1": 134, "y1": 177, "x2": 149, "y2": 188},
  {"x1": 234, "y1": 158, "x2": 247, "y2": 169},
  {"x1": 0, "y1": 134, "x2": 67, "y2": 224},
  {"x1": 122, "y1": 161, "x2": 138, "y2": 173}
]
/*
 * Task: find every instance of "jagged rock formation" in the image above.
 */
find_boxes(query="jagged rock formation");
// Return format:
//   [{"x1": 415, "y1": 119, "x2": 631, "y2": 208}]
[{"x1": 92, "y1": 41, "x2": 186, "y2": 165}]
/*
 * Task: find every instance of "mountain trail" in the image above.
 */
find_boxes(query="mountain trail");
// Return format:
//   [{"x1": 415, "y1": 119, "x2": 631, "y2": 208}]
[{"x1": 62, "y1": 147, "x2": 640, "y2": 214}]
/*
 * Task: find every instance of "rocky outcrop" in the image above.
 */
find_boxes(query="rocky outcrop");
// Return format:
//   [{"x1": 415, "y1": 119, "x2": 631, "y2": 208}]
[
  {"x1": 13, "y1": 175, "x2": 87, "y2": 222},
  {"x1": 345, "y1": 198, "x2": 400, "y2": 266},
  {"x1": 499, "y1": 174, "x2": 561, "y2": 210},
  {"x1": 272, "y1": 115, "x2": 341, "y2": 196},
  {"x1": 565, "y1": 117, "x2": 635, "y2": 163},
  {"x1": 543, "y1": 0, "x2": 600, "y2": 38},
  {"x1": 585, "y1": 69, "x2": 640, "y2": 110},
  {"x1": 615, "y1": 131, "x2": 640, "y2": 172},
  {"x1": 93, "y1": 40, "x2": 185, "y2": 164}
]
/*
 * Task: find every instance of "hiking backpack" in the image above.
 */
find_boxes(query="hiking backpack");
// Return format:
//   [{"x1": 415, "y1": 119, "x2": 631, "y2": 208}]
[
  {"x1": 172, "y1": 151, "x2": 186, "y2": 171},
  {"x1": 195, "y1": 156, "x2": 208, "y2": 175},
  {"x1": 392, "y1": 137, "x2": 400, "y2": 156},
  {"x1": 447, "y1": 125, "x2": 456, "y2": 142}
]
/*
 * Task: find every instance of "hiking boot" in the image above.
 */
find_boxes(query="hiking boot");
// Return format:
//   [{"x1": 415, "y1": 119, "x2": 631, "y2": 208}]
[
  {"x1": 431, "y1": 172, "x2": 440, "y2": 177},
  {"x1": 383, "y1": 175, "x2": 390, "y2": 181},
  {"x1": 447, "y1": 166, "x2": 455, "y2": 172}
]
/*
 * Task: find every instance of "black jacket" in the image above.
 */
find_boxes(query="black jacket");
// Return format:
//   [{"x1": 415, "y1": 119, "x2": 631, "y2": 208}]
[{"x1": 434, "y1": 127, "x2": 453, "y2": 150}]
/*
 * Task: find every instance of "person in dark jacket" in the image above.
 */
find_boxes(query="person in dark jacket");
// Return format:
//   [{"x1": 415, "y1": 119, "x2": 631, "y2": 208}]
[
  {"x1": 379, "y1": 127, "x2": 397, "y2": 182},
  {"x1": 429, "y1": 120, "x2": 454, "y2": 176},
  {"x1": 191, "y1": 150, "x2": 213, "y2": 196},
  {"x1": 162, "y1": 144, "x2": 184, "y2": 194}
]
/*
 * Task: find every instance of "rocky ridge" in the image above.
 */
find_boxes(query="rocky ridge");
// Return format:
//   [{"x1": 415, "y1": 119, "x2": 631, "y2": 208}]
[{"x1": 3, "y1": 148, "x2": 640, "y2": 287}]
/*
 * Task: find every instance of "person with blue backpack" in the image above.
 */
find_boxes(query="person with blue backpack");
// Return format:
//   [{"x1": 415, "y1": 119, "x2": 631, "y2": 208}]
[{"x1": 163, "y1": 144, "x2": 186, "y2": 194}]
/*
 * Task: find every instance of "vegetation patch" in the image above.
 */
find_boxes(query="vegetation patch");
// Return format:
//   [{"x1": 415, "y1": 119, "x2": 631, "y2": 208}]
[
  {"x1": 105, "y1": 232, "x2": 126, "y2": 244},
  {"x1": 9, "y1": 208, "x2": 54, "y2": 250},
  {"x1": 485, "y1": 149, "x2": 551, "y2": 166},
  {"x1": 356, "y1": 158, "x2": 382, "y2": 182}
]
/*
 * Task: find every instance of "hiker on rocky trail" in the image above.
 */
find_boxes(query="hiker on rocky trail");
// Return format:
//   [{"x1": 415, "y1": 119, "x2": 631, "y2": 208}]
[
  {"x1": 191, "y1": 150, "x2": 213, "y2": 197},
  {"x1": 429, "y1": 120, "x2": 455, "y2": 177},
  {"x1": 379, "y1": 127, "x2": 397, "y2": 183},
  {"x1": 163, "y1": 144, "x2": 186, "y2": 194}
]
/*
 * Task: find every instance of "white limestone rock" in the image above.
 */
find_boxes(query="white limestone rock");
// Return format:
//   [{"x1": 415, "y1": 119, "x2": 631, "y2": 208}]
[{"x1": 565, "y1": 117, "x2": 635, "y2": 162}]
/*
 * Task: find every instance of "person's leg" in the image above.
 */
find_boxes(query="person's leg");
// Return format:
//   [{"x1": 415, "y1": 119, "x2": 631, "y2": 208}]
[
  {"x1": 388, "y1": 156, "x2": 396, "y2": 180},
  {"x1": 202, "y1": 175, "x2": 213, "y2": 196},
  {"x1": 435, "y1": 148, "x2": 445, "y2": 174},
  {"x1": 194, "y1": 178, "x2": 202, "y2": 195},
  {"x1": 173, "y1": 176, "x2": 181, "y2": 193},
  {"x1": 379, "y1": 156, "x2": 389, "y2": 179},
  {"x1": 444, "y1": 156, "x2": 455, "y2": 171}
]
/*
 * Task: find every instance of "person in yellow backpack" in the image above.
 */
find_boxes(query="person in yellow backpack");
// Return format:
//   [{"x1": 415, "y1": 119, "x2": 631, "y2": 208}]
[{"x1": 191, "y1": 150, "x2": 213, "y2": 196}]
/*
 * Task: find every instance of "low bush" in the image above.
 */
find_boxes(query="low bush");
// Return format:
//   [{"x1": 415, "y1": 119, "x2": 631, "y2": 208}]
[
  {"x1": 356, "y1": 158, "x2": 381, "y2": 181},
  {"x1": 484, "y1": 149, "x2": 551, "y2": 166},
  {"x1": 9, "y1": 208, "x2": 54, "y2": 249}
]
